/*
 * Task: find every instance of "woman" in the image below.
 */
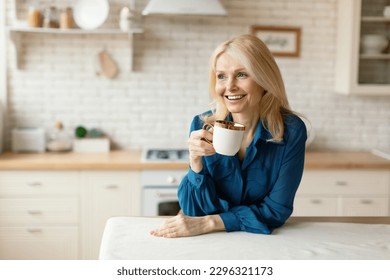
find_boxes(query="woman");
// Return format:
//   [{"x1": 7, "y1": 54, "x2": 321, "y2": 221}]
[{"x1": 151, "y1": 34, "x2": 307, "y2": 238}]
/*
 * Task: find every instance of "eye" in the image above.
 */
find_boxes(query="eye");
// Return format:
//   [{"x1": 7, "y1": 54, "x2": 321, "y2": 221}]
[
  {"x1": 217, "y1": 73, "x2": 226, "y2": 80},
  {"x1": 237, "y1": 72, "x2": 248, "y2": 78}
]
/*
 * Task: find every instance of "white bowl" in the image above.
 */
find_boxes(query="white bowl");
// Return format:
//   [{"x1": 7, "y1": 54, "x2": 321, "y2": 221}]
[
  {"x1": 361, "y1": 34, "x2": 388, "y2": 54},
  {"x1": 383, "y1": 6, "x2": 390, "y2": 18}
]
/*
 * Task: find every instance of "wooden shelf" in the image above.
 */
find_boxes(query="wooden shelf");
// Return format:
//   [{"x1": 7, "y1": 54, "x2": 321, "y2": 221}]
[
  {"x1": 361, "y1": 16, "x2": 390, "y2": 22},
  {"x1": 360, "y1": 53, "x2": 390, "y2": 59},
  {"x1": 7, "y1": 25, "x2": 144, "y2": 70},
  {"x1": 7, "y1": 26, "x2": 144, "y2": 35}
]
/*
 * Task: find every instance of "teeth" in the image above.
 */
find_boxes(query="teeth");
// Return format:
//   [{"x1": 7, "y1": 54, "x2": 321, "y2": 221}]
[{"x1": 226, "y1": 95, "x2": 244, "y2": 100}]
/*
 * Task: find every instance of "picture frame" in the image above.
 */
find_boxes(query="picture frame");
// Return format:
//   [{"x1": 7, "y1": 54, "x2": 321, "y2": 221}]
[{"x1": 251, "y1": 26, "x2": 301, "y2": 57}]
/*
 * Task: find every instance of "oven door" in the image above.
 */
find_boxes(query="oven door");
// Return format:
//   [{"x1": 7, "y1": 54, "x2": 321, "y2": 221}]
[{"x1": 142, "y1": 186, "x2": 180, "y2": 216}]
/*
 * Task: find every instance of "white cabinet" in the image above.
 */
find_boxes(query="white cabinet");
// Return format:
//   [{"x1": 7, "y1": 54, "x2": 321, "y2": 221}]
[
  {"x1": 0, "y1": 170, "x2": 141, "y2": 260},
  {"x1": 0, "y1": 227, "x2": 79, "y2": 260},
  {"x1": 81, "y1": 171, "x2": 140, "y2": 259},
  {"x1": 294, "y1": 170, "x2": 390, "y2": 216},
  {"x1": 335, "y1": 0, "x2": 390, "y2": 95},
  {"x1": 0, "y1": 171, "x2": 80, "y2": 260}
]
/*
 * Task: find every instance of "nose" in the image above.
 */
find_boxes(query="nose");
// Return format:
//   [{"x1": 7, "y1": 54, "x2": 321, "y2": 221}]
[{"x1": 226, "y1": 77, "x2": 238, "y2": 92}]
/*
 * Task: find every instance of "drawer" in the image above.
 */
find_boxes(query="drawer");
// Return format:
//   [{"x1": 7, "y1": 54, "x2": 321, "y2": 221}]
[
  {"x1": 341, "y1": 197, "x2": 389, "y2": 216},
  {"x1": 0, "y1": 171, "x2": 79, "y2": 196},
  {"x1": 0, "y1": 226, "x2": 79, "y2": 260},
  {"x1": 293, "y1": 197, "x2": 339, "y2": 216},
  {"x1": 298, "y1": 170, "x2": 390, "y2": 195},
  {"x1": 0, "y1": 198, "x2": 79, "y2": 225}
]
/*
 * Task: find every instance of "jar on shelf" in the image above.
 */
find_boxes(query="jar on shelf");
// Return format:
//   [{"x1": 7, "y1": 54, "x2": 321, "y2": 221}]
[
  {"x1": 46, "y1": 121, "x2": 72, "y2": 152},
  {"x1": 27, "y1": 5, "x2": 42, "y2": 28},
  {"x1": 43, "y1": 6, "x2": 59, "y2": 28},
  {"x1": 59, "y1": 7, "x2": 74, "y2": 29}
]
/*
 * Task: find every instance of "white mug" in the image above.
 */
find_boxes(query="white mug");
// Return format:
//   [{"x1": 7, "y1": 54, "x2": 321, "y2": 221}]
[{"x1": 202, "y1": 120, "x2": 245, "y2": 156}]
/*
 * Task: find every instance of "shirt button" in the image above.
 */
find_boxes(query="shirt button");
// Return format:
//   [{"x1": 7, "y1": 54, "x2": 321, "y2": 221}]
[{"x1": 196, "y1": 178, "x2": 201, "y2": 183}]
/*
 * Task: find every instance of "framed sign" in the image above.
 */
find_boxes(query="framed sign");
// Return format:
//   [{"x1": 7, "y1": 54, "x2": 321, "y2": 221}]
[{"x1": 251, "y1": 26, "x2": 301, "y2": 57}]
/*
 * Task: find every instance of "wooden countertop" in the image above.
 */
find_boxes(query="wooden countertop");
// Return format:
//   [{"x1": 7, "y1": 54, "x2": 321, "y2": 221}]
[{"x1": 0, "y1": 150, "x2": 389, "y2": 170}]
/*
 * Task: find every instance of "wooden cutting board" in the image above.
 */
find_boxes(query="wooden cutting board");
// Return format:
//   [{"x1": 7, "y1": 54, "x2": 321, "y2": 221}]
[{"x1": 98, "y1": 50, "x2": 119, "y2": 79}]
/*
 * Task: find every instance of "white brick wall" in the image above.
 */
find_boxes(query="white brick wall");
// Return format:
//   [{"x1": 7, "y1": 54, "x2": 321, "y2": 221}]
[{"x1": 2, "y1": 0, "x2": 390, "y2": 152}]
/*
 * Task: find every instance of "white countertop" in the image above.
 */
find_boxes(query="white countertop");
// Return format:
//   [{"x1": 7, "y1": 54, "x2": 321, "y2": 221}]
[{"x1": 99, "y1": 217, "x2": 390, "y2": 260}]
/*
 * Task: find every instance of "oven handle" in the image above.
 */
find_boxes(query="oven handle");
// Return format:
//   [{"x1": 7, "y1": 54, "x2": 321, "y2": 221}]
[{"x1": 156, "y1": 192, "x2": 178, "y2": 198}]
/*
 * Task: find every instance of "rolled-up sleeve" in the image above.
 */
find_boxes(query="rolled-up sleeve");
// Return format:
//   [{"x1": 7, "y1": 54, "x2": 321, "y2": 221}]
[{"x1": 178, "y1": 167, "x2": 230, "y2": 216}]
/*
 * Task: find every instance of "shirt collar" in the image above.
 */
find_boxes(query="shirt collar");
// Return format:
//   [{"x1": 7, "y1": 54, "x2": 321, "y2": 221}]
[{"x1": 226, "y1": 114, "x2": 285, "y2": 145}]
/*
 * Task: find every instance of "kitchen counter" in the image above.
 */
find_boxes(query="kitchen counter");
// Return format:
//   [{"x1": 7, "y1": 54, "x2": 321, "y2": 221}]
[
  {"x1": 0, "y1": 150, "x2": 389, "y2": 170},
  {"x1": 99, "y1": 216, "x2": 390, "y2": 260},
  {"x1": 0, "y1": 150, "x2": 184, "y2": 170}
]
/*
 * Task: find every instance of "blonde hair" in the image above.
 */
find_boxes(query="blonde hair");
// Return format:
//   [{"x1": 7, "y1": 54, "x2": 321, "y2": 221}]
[{"x1": 205, "y1": 34, "x2": 295, "y2": 142}]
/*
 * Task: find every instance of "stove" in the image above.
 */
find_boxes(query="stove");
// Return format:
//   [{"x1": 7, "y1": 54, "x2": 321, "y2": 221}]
[
  {"x1": 142, "y1": 148, "x2": 189, "y2": 162},
  {"x1": 141, "y1": 148, "x2": 189, "y2": 216}
]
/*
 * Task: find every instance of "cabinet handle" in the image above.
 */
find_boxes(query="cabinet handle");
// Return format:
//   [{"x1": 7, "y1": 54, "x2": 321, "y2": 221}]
[
  {"x1": 27, "y1": 182, "x2": 43, "y2": 187},
  {"x1": 26, "y1": 228, "x2": 42, "y2": 233},
  {"x1": 156, "y1": 192, "x2": 178, "y2": 198},
  {"x1": 27, "y1": 210, "x2": 42, "y2": 215},
  {"x1": 310, "y1": 199, "x2": 322, "y2": 204},
  {"x1": 335, "y1": 181, "x2": 348, "y2": 186},
  {"x1": 105, "y1": 184, "x2": 119, "y2": 189},
  {"x1": 360, "y1": 199, "x2": 373, "y2": 205}
]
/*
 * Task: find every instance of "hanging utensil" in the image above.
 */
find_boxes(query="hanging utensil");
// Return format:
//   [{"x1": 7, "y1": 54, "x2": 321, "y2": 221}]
[{"x1": 97, "y1": 50, "x2": 119, "y2": 79}]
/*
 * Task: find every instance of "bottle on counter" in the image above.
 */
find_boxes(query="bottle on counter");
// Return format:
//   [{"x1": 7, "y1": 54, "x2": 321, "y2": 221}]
[{"x1": 46, "y1": 121, "x2": 72, "y2": 152}]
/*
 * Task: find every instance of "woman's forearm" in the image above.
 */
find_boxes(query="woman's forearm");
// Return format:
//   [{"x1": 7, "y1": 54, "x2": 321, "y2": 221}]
[
  {"x1": 150, "y1": 213, "x2": 225, "y2": 238},
  {"x1": 207, "y1": 214, "x2": 225, "y2": 233},
  {"x1": 190, "y1": 156, "x2": 203, "y2": 173}
]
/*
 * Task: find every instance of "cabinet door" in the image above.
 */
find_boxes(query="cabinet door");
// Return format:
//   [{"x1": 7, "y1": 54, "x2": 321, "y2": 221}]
[
  {"x1": 81, "y1": 171, "x2": 140, "y2": 259},
  {"x1": 0, "y1": 198, "x2": 79, "y2": 225},
  {"x1": 296, "y1": 170, "x2": 390, "y2": 216},
  {"x1": 0, "y1": 226, "x2": 79, "y2": 260},
  {"x1": 335, "y1": 0, "x2": 390, "y2": 95},
  {"x1": 341, "y1": 197, "x2": 389, "y2": 216},
  {"x1": 298, "y1": 170, "x2": 389, "y2": 195},
  {"x1": 0, "y1": 171, "x2": 79, "y2": 196},
  {"x1": 293, "y1": 197, "x2": 339, "y2": 216}
]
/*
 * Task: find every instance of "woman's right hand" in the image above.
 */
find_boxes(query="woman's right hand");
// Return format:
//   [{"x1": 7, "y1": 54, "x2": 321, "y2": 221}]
[{"x1": 188, "y1": 128, "x2": 215, "y2": 173}]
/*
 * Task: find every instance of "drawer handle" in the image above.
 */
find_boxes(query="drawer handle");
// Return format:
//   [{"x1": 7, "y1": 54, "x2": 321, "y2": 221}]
[
  {"x1": 27, "y1": 210, "x2": 42, "y2": 215},
  {"x1": 105, "y1": 184, "x2": 119, "y2": 189},
  {"x1": 26, "y1": 228, "x2": 42, "y2": 233},
  {"x1": 156, "y1": 192, "x2": 178, "y2": 198},
  {"x1": 360, "y1": 199, "x2": 373, "y2": 205},
  {"x1": 310, "y1": 199, "x2": 322, "y2": 204},
  {"x1": 27, "y1": 182, "x2": 43, "y2": 187},
  {"x1": 335, "y1": 181, "x2": 348, "y2": 186}
]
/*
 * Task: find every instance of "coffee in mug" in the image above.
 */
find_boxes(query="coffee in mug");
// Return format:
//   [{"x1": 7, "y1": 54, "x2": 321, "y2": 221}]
[{"x1": 202, "y1": 120, "x2": 245, "y2": 156}]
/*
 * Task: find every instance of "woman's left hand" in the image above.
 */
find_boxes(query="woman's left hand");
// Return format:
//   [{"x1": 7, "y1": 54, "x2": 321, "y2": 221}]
[{"x1": 150, "y1": 212, "x2": 224, "y2": 238}]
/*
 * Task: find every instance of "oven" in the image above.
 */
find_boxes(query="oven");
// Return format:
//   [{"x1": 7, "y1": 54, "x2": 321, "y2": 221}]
[{"x1": 141, "y1": 149, "x2": 189, "y2": 216}]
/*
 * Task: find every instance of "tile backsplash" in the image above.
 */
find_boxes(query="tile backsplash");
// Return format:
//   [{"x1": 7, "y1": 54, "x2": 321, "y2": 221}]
[{"x1": 3, "y1": 0, "x2": 390, "y2": 152}]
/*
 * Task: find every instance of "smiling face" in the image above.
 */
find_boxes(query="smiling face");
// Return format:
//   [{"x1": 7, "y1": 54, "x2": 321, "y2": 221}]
[{"x1": 215, "y1": 52, "x2": 265, "y2": 118}]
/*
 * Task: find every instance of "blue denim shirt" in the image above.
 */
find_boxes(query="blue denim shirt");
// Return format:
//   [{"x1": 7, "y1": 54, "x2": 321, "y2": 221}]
[{"x1": 178, "y1": 112, "x2": 307, "y2": 234}]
